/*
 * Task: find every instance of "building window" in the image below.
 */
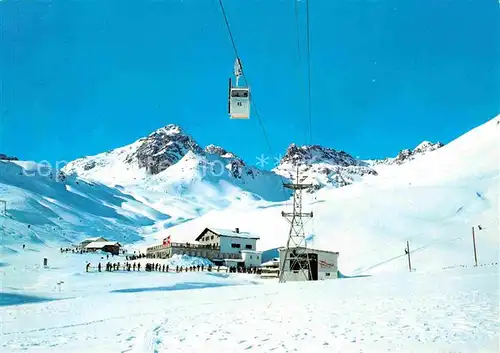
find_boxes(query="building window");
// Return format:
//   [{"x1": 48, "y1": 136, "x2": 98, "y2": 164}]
[
  {"x1": 325, "y1": 273, "x2": 330, "y2": 276},
  {"x1": 211, "y1": 235, "x2": 214, "y2": 240},
  {"x1": 257, "y1": 256, "x2": 259, "y2": 260},
  {"x1": 245, "y1": 244, "x2": 252, "y2": 250},
  {"x1": 250, "y1": 255, "x2": 253, "y2": 259},
  {"x1": 231, "y1": 243, "x2": 240, "y2": 248}
]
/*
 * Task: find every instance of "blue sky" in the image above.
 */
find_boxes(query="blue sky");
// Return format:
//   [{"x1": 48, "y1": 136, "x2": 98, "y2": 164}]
[{"x1": 0, "y1": 0, "x2": 498, "y2": 167}]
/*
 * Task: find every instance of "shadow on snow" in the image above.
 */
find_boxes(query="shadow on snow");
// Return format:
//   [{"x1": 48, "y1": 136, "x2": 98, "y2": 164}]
[
  {"x1": 110, "y1": 281, "x2": 237, "y2": 294},
  {"x1": 0, "y1": 292, "x2": 58, "y2": 307}
]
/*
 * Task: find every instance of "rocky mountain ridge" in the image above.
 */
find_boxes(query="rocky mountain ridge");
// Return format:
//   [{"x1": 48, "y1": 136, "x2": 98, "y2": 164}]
[
  {"x1": 375, "y1": 141, "x2": 444, "y2": 166},
  {"x1": 63, "y1": 124, "x2": 444, "y2": 193}
]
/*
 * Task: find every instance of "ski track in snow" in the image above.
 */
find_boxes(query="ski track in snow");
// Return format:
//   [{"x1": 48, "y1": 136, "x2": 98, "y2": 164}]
[{"x1": 1, "y1": 267, "x2": 498, "y2": 353}]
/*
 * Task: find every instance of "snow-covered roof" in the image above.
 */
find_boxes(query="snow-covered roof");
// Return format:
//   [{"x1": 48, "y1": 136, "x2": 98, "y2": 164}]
[
  {"x1": 261, "y1": 259, "x2": 279, "y2": 267},
  {"x1": 278, "y1": 246, "x2": 339, "y2": 255},
  {"x1": 85, "y1": 241, "x2": 120, "y2": 249},
  {"x1": 196, "y1": 227, "x2": 259, "y2": 241},
  {"x1": 81, "y1": 237, "x2": 107, "y2": 243},
  {"x1": 240, "y1": 250, "x2": 262, "y2": 254}
]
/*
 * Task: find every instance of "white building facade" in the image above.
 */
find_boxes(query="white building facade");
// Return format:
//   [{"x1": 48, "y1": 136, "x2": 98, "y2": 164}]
[
  {"x1": 196, "y1": 228, "x2": 259, "y2": 256},
  {"x1": 240, "y1": 250, "x2": 262, "y2": 268}
]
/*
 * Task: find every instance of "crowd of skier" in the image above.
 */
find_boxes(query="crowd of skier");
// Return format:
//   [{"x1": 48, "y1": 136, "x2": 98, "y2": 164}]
[{"x1": 85, "y1": 261, "x2": 262, "y2": 274}]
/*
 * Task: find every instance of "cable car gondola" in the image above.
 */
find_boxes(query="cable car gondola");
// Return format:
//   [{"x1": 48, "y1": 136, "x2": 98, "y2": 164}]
[{"x1": 228, "y1": 58, "x2": 250, "y2": 119}]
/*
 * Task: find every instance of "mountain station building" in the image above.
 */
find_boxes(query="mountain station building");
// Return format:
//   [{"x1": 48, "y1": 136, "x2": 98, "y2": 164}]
[
  {"x1": 278, "y1": 246, "x2": 339, "y2": 281},
  {"x1": 146, "y1": 227, "x2": 262, "y2": 268},
  {"x1": 85, "y1": 241, "x2": 122, "y2": 256},
  {"x1": 78, "y1": 237, "x2": 108, "y2": 249}
]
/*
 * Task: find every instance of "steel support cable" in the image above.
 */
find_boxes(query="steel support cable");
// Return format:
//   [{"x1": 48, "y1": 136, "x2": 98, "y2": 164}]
[{"x1": 217, "y1": 0, "x2": 291, "y2": 196}]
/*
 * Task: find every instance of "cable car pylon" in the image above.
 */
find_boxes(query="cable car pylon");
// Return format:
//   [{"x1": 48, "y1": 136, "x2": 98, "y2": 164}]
[
  {"x1": 228, "y1": 58, "x2": 250, "y2": 119},
  {"x1": 279, "y1": 166, "x2": 314, "y2": 283}
]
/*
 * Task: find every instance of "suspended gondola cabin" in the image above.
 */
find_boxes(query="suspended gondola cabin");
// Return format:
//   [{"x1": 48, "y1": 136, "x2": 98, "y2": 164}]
[{"x1": 228, "y1": 80, "x2": 250, "y2": 119}]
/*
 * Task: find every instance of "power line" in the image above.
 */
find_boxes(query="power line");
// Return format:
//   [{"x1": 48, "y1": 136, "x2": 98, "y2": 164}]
[
  {"x1": 217, "y1": 0, "x2": 276, "y2": 164},
  {"x1": 293, "y1": 0, "x2": 302, "y2": 65},
  {"x1": 305, "y1": 0, "x2": 313, "y2": 145},
  {"x1": 217, "y1": 0, "x2": 295, "y2": 206}
]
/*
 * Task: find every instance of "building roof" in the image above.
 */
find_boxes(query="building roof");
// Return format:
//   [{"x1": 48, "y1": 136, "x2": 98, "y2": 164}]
[
  {"x1": 240, "y1": 250, "x2": 262, "y2": 254},
  {"x1": 261, "y1": 258, "x2": 279, "y2": 267},
  {"x1": 278, "y1": 246, "x2": 339, "y2": 255},
  {"x1": 195, "y1": 227, "x2": 260, "y2": 241},
  {"x1": 80, "y1": 237, "x2": 107, "y2": 243},
  {"x1": 85, "y1": 241, "x2": 120, "y2": 249}
]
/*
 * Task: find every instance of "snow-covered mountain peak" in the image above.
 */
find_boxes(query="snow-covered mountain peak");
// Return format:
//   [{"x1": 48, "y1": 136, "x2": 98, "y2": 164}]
[
  {"x1": 204, "y1": 144, "x2": 237, "y2": 159},
  {"x1": 0, "y1": 153, "x2": 19, "y2": 161},
  {"x1": 123, "y1": 125, "x2": 203, "y2": 175},
  {"x1": 280, "y1": 143, "x2": 365, "y2": 167},
  {"x1": 376, "y1": 140, "x2": 444, "y2": 166},
  {"x1": 275, "y1": 144, "x2": 377, "y2": 190},
  {"x1": 151, "y1": 124, "x2": 184, "y2": 137},
  {"x1": 413, "y1": 140, "x2": 444, "y2": 154}
]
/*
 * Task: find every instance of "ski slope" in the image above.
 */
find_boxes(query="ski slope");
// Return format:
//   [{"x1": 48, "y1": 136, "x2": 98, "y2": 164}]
[
  {"x1": 1, "y1": 265, "x2": 498, "y2": 352},
  {"x1": 0, "y1": 160, "x2": 169, "y2": 254}
]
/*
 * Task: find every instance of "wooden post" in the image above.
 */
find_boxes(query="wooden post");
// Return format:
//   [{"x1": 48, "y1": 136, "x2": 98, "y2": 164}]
[
  {"x1": 406, "y1": 241, "x2": 412, "y2": 272},
  {"x1": 472, "y1": 226, "x2": 478, "y2": 267}
]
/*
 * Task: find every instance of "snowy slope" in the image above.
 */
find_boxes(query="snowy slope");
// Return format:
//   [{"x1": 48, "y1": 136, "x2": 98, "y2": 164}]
[
  {"x1": 0, "y1": 160, "x2": 170, "y2": 253},
  {"x1": 154, "y1": 115, "x2": 500, "y2": 275},
  {"x1": 1, "y1": 265, "x2": 498, "y2": 352}
]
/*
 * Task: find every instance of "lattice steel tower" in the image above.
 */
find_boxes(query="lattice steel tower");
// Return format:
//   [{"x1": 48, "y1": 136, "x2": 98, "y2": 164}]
[{"x1": 279, "y1": 167, "x2": 313, "y2": 283}]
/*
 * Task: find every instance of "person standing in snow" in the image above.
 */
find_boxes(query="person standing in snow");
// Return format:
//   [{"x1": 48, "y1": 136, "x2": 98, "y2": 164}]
[
  {"x1": 86, "y1": 263, "x2": 90, "y2": 272},
  {"x1": 166, "y1": 265, "x2": 169, "y2": 272},
  {"x1": 98, "y1": 263, "x2": 101, "y2": 272},
  {"x1": 137, "y1": 263, "x2": 141, "y2": 271}
]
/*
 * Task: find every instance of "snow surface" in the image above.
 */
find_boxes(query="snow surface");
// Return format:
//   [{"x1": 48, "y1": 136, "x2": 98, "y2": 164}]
[{"x1": 1, "y1": 260, "x2": 498, "y2": 352}]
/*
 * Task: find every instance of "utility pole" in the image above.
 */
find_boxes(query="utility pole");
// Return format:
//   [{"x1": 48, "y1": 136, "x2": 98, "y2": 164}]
[
  {"x1": 472, "y1": 226, "x2": 478, "y2": 267},
  {"x1": 279, "y1": 166, "x2": 313, "y2": 283},
  {"x1": 406, "y1": 240, "x2": 412, "y2": 272}
]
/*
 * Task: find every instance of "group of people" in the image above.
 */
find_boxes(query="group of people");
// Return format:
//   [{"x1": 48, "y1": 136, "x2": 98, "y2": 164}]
[
  {"x1": 85, "y1": 261, "x2": 262, "y2": 275},
  {"x1": 228, "y1": 266, "x2": 261, "y2": 274},
  {"x1": 126, "y1": 254, "x2": 146, "y2": 261},
  {"x1": 145, "y1": 263, "x2": 169, "y2": 272},
  {"x1": 61, "y1": 247, "x2": 84, "y2": 254},
  {"x1": 86, "y1": 261, "x2": 129, "y2": 272}
]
